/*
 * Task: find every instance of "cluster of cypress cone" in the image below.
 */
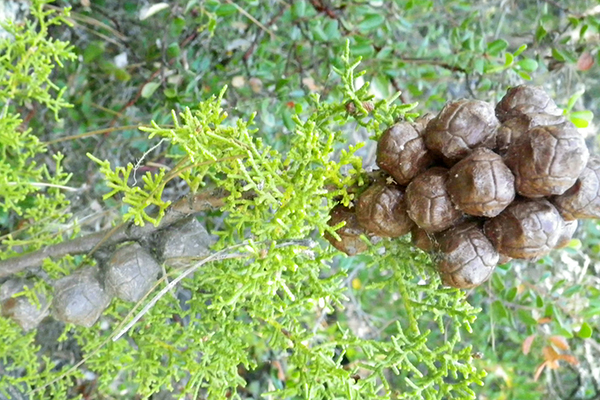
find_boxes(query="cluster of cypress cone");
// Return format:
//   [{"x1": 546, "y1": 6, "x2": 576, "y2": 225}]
[
  {"x1": 1, "y1": 218, "x2": 212, "y2": 329},
  {"x1": 327, "y1": 85, "x2": 599, "y2": 289}
]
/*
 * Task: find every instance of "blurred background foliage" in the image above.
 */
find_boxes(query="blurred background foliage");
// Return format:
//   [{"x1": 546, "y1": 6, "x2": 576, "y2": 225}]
[{"x1": 11, "y1": 0, "x2": 600, "y2": 398}]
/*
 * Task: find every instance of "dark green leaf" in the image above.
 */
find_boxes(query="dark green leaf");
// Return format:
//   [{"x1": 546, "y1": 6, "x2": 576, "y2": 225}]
[
  {"x1": 505, "y1": 287, "x2": 518, "y2": 302},
  {"x1": 535, "y1": 24, "x2": 547, "y2": 42},
  {"x1": 323, "y1": 20, "x2": 340, "y2": 40},
  {"x1": 171, "y1": 16, "x2": 186, "y2": 36},
  {"x1": 552, "y1": 47, "x2": 566, "y2": 62},
  {"x1": 487, "y1": 39, "x2": 508, "y2": 56},
  {"x1": 462, "y1": 37, "x2": 474, "y2": 51},
  {"x1": 311, "y1": 22, "x2": 328, "y2": 41},
  {"x1": 491, "y1": 272, "x2": 505, "y2": 292},
  {"x1": 562, "y1": 284, "x2": 582, "y2": 298},
  {"x1": 491, "y1": 300, "x2": 509, "y2": 321},
  {"x1": 281, "y1": 109, "x2": 295, "y2": 131},
  {"x1": 536, "y1": 294, "x2": 544, "y2": 308},
  {"x1": 164, "y1": 88, "x2": 177, "y2": 98},
  {"x1": 473, "y1": 58, "x2": 485, "y2": 74},
  {"x1": 83, "y1": 42, "x2": 105, "y2": 63},
  {"x1": 517, "y1": 310, "x2": 538, "y2": 327},
  {"x1": 578, "y1": 322, "x2": 593, "y2": 338},
  {"x1": 215, "y1": 4, "x2": 237, "y2": 17},
  {"x1": 167, "y1": 43, "x2": 180, "y2": 58},
  {"x1": 351, "y1": 42, "x2": 375, "y2": 57},
  {"x1": 513, "y1": 44, "x2": 527, "y2": 57},
  {"x1": 357, "y1": 14, "x2": 385, "y2": 32},
  {"x1": 141, "y1": 82, "x2": 161, "y2": 98},
  {"x1": 517, "y1": 58, "x2": 538, "y2": 72},
  {"x1": 292, "y1": 0, "x2": 306, "y2": 19}
]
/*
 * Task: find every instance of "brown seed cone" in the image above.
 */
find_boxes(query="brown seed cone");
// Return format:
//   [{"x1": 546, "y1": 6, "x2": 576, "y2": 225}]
[
  {"x1": 496, "y1": 113, "x2": 566, "y2": 154},
  {"x1": 553, "y1": 156, "x2": 600, "y2": 220},
  {"x1": 1, "y1": 279, "x2": 49, "y2": 331},
  {"x1": 325, "y1": 205, "x2": 369, "y2": 256},
  {"x1": 504, "y1": 122, "x2": 589, "y2": 198},
  {"x1": 413, "y1": 113, "x2": 436, "y2": 135},
  {"x1": 406, "y1": 167, "x2": 463, "y2": 233},
  {"x1": 377, "y1": 122, "x2": 434, "y2": 185},
  {"x1": 555, "y1": 219, "x2": 578, "y2": 249},
  {"x1": 424, "y1": 99, "x2": 499, "y2": 165},
  {"x1": 411, "y1": 225, "x2": 438, "y2": 252},
  {"x1": 483, "y1": 199, "x2": 563, "y2": 259},
  {"x1": 356, "y1": 183, "x2": 414, "y2": 237},
  {"x1": 52, "y1": 267, "x2": 112, "y2": 328},
  {"x1": 495, "y1": 85, "x2": 562, "y2": 122},
  {"x1": 105, "y1": 243, "x2": 161, "y2": 303},
  {"x1": 436, "y1": 222, "x2": 499, "y2": 289},
  {"x1": 161, "y1": 217, "x2": 213, "y2": 267},
  {"x1": 447, "y1": 148, "x2": 515, "y2": 217}
]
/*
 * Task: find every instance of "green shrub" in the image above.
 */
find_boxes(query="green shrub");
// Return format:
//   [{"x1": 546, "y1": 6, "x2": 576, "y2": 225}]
[{"x1": 2, "y1": 1, "x2": 600, "y2": 399}]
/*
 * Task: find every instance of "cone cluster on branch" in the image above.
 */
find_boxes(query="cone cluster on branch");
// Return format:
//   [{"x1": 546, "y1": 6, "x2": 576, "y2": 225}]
[
  {"x1": 327, "y1": 85, "x2": 599, "y2": 289},
  {"x1": 1, "y1": 218, "x2": 213, "y2": 329}
]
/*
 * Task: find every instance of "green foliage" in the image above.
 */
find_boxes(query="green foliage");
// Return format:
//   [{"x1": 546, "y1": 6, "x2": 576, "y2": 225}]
[
  {"x1": 0, "y1": 0, "x2": 75, "y2": 116},
  {"x1": 86, "y1": 152, "x2": 171, "y2": 226},
  {"x1": 73, "y1": 40, "x2": 484, "y2": 399},
  {"x1": 3, "y1": 1, "x2": 600, "y2": 399},
  {"x1": 0, "y1": 2, "x2": 79, "y2": 398},
  {"x1": 0, "y1": 0, "x2": 75, "y2": 257}
]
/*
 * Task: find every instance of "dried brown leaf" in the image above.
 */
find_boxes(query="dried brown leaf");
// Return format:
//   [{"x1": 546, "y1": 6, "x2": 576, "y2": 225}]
[
  {"x1": 533, "y1": 361, "x2": 547, "y2": 381},
  {"x1": 557, "y1": 354, "x2": 579, "y2": 366},
  {"x1": 577, "y1": 52, "x2": 594, "y2": 71},
  {"x1": 542, "y1": 345, "x2": 559, "y2": 362},
  {"x1": 523, "y1": 334, "x2": 536, "y2": 355},
  {"x1": 549, "y1": 335, "x2": 570, "y2": 350}
]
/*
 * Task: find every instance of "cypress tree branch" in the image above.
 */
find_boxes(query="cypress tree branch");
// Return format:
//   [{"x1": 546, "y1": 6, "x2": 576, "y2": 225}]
[{"x1": 0, "y1": 187, "x2": 229, "y2": 278}]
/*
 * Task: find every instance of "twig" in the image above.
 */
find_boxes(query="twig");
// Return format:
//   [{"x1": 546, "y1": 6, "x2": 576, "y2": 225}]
[
  {"x1": 45, "y1": 4, "x2": 128, "y2": 42},
  {"x1": 0, "y1": 188, "x2": 229, "y2": 278},
  {"x1": 132, "y1": 138, "x2": 167, "y2": 186},
  {"x1": 243, "y1": 5, "x2": 287, "y2": 61},
  {"x1": 45, "y1": 125, "x2": 144, "y2": 145},
  {"x1": 308, "y1": 0, "x2": 339, "y2": 20},
  {"x1": 4, "y1": 182, "x2": 82, "y2": 192},
  {"x1": 389, "y1": 78, "x2": 408, "y2": 104},
  {"x1": 397, "y1": 57, "x2": 468, "y2": 74},
  {"x1": 225, "y1": 0, "x2": 276, "y2": 40}
]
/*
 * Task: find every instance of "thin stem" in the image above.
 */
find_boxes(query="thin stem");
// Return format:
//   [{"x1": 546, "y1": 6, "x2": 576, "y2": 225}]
[
  {"x1": 5, "y1": 182, "x2": 81, "y2": 192},
  {"x1": 113, "y1": 248, "x2": 247, "y2": 341},
  {"x1": 225, "y1": 0, "x2": 275, "y2": 39},
  {"x1": 45, "y1": 125, "x2": 145, "y2": 145},
  {"x1": 113, "y1": 238, "x2": 316, "y2": 341}
]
